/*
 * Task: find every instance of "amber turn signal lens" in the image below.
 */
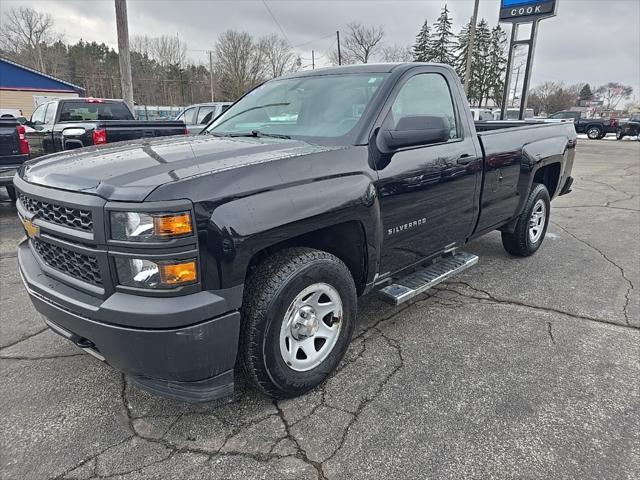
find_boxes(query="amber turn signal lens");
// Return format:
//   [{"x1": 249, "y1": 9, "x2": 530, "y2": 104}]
[
  {"x1": 159, "y1": 260, "x2": 197, "y2": 285},
  {"x1": 153, "y1": 213, "x2": 192, "y2": 237}
]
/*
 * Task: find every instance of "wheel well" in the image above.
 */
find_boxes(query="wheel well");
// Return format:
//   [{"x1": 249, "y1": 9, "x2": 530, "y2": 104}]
[
  {"x1": 246, "y1": 221, "x2": 368, "y2": 295},
  {"x1": 586, "y1": 124, "x2": 603, "y2": 131},
  {"x1": 533, "y1": 163, "x2": 561, "y2": 197}
]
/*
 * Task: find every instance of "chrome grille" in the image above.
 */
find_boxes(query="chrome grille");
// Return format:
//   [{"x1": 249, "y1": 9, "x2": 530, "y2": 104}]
[
  {"x1": 19, "y1": 193, "x2": 93, "y2": 232},
  {"x1": 31, "y1": 238, "x2": 102, "y2": 286}
]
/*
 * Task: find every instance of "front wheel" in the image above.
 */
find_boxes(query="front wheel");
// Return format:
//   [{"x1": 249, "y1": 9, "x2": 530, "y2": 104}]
[
  {"x1": 586, "y1": 126, "x2": 603, "y2": 140},
  {"x1": 501, "y1": 183, "x2": 551, "y2": 257},
  {"x1": 240, "y1": 247, "x2": 357, "y2": 398},
  {"x1": 616, "y1": 128, "x2": 624, "y2": 140}
]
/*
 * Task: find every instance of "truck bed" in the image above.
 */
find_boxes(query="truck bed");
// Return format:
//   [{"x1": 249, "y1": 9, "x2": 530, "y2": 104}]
[{"x1": 473, "y1": 120, "x2": 577, "y2": 233}]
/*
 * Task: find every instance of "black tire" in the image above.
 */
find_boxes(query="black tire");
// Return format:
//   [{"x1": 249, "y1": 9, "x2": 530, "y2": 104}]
[
  {"x1": 240, "y1": 247, "x2": 357, "y2": 399},
  {"x1": 501, "y1": 183, "x2": 551, "y2": 257},
  {"x1": 586, "y1": 126, "x2": 603, "y2": 140},
  {"x1": 616, "y1": 128, "x2": 624, "y2": 140},
  {"x1": 5, "y1": 185, "x2": 17, "y2": 202}
]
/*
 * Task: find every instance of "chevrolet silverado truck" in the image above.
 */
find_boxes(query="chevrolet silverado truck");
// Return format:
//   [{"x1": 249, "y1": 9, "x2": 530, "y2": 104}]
[
  {"x1": 15, "y1": 64, "x2": 576, "y2": 402},
  {"x1": 0, "y1": 117, "x2": 30, "y2": 201},
  {"x1": 24, "y1": 98, "x2": 187, "y2": 159}
]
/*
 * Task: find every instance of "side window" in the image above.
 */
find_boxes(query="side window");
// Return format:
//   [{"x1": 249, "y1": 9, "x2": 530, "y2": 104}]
[
  {"x1": 390, "y1": 73, "x2": 458, "y2": 140},
  {"x1": 44, "y1": 103, "x2": 56, "y2": 124},
  {"x1": 181, "y1": 108, "x2": 196, "y2": 125},
  {"x1": 31, "y1": 104, "x2": 47, "y2": 124},
  {"x1": 197, "y1": 106, "x2": 216, "y2": 124}
]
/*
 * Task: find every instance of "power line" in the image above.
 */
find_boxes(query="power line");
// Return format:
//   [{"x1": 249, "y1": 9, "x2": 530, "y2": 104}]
[
  {"x1": 261, "y1": 0, "x2": 291, "y2": 47},
  {"x1": 291, "y1": 33, "x2": 334, "y2": 49}
]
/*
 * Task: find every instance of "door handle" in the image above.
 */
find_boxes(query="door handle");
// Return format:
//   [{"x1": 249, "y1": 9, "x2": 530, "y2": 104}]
[{"x1": 457, "y1": 154, "x2": 473, "y2": 165}]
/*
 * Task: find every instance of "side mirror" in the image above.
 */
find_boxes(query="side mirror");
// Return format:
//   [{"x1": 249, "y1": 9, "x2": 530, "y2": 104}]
[
  {"x1": 17, "y1": 116, "x2": 28, "y2": 125},
  {"x1": 377, "y1": 115, "x2": 450, "y2": 152}
]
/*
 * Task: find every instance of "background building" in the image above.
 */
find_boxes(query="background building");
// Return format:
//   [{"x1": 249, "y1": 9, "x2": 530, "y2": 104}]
[{"x1": 0, "y1": 58, "x2": 85, "y2": 117}]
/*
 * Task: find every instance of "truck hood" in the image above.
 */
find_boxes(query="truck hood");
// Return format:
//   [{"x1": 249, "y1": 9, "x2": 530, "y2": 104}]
[{"x1": 21, "y1": 135, "x2": 337, "y2": 201}]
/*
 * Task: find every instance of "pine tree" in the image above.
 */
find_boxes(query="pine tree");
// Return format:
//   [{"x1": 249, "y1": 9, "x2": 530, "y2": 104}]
[
  {"x1": 471, "y1": 19, "x2": 492, "y2": 106},
  {"x1": 579, "y1": 83, "x2": 594, "y2": 101},
  {"x1": 486, "y1": 25, "x2": 508, "y2": 107},
  {"x1": 427, "y1": 4, "x2": 456, "y2": 65},
  {"x1": 454, "y1": 21, "x2": 472, "y2": 85},
  {"x1": 413, "y1": 20, "x2": 431, "y2": 62}
]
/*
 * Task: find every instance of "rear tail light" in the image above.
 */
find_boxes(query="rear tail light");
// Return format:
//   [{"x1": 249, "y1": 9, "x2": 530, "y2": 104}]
[
  {"x1": 16, "y1": 125, "x2": 30, "y2": 155},
  {"x1": 92, "y1": 128, "x2": 107, "y2": 145},
  {"x1": 183, "y1": 127, "x2": 189, "y2": 135}
]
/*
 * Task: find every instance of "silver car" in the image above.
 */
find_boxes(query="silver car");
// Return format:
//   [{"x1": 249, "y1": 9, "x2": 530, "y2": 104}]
[{"x1": 176, "y1": 102, "x2": 233, "y2": 134}]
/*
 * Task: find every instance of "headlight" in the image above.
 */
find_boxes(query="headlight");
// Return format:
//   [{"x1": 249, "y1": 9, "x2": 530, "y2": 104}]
[
  {"x1": 110, "y1": 211, "x2": 193, "y2": 241},
  {"x1": 115, "y1": 257, "x2": 198, "y2": 289}
]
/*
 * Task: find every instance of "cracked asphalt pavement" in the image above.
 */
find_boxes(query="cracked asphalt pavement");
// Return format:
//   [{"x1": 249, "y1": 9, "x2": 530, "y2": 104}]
[{"x1": 1, "y1": 139, "x2": 639, "y2": 479}]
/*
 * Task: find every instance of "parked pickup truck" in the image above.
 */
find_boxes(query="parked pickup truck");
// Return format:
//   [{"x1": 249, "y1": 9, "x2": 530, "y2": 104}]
[
  {"x1": 546, "y1": 110, "x2": 617, "y2": 139},
  {"x1": 24, "y1": 98, "x2": 187, "y2": 158},
  {"x1": 15, "y1": 64, "x2": 576, "y2": 402},
  {"x1": 615, "y1": 113, "x2": 640, "y2": 140},
  {"x1": 0, "y1": 117, "x2": 30, "y2": 200}
]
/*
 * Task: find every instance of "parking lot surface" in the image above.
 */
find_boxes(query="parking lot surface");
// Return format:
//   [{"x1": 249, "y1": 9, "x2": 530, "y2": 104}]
[{"x1": 1, "y1": 139, "x2": 639, "y2": 480}]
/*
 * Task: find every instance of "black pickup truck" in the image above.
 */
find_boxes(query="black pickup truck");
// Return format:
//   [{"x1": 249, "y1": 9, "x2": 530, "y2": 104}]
[
  {"x1": 546, "y1": 110, "x2": 617, "y2": 139},
  {"x1": 615, "y1": 113, "x2": 640, "y2": 140},
  {"x1": 15, "y1": 64, "x2": 576, "y2": 402},
  {"x1": 23, "y1": 98, "x2": 186, "y2": 158},
  {"x1": 0, "y1": 117, "x2": 29, "y2": 200}
]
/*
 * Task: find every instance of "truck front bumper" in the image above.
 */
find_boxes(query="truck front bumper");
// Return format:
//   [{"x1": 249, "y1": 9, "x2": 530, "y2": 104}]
[{"x1": 18, "y1": 240, "x2": 241, "y2": 402}]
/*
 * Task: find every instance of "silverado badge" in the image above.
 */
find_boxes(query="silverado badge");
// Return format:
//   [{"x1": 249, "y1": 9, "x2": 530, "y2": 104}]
[{"x1": 20, "y1": 215, "x2": 39, "y2": 239}]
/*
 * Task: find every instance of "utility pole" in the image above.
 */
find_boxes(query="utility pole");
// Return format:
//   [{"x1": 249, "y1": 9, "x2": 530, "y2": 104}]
[
  {"x1": 208, "y1": 50, "x2": 215, "y2": 101},
  {"x1": 336, "y1": 30, "x2": 342, "y2": 65},
  {"x1": 311, "y1": 50, "x2": 315, "y2": 70},
  {"x1": 463, "y1": 0, "x2": 479, "y2": 97},
  {"x1": 114, "y1": 0, "x2": 134, "y2": 111}
]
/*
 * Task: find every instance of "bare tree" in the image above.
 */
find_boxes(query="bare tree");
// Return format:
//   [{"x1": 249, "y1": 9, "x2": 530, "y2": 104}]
[
  {"x1": 214, "y1": 30, "x2": 265, "y2": 100},
  {"x1": 527, "y1": 81, "x2": 579, "y2": 115},
  {"x1": 0, "y1": 7, "x2": 61, "y2": 72},
  {"x1": 260, "y1": 34, "x2": 296, "y2": 78},
  {"x1": 596, "y1": 82, "x2": 634, "y2": 110},
  {"x1": 132, "y1": 35, "x2": 186, "y2": 67},
  {"x1": 334, "y1": 22, "x2": 385, "y2": 64},
  {"x1": 381, "y1": 44, "x2": 413, "y2": 63}
]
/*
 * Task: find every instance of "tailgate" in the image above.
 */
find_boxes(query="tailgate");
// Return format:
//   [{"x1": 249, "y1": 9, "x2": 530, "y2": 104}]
[
  {"x1": 102, "y1": 121, "x2": 185, "y2": 142},
  {"x1": 0, "y1": 121, "x2": 19, "y2": 159}
]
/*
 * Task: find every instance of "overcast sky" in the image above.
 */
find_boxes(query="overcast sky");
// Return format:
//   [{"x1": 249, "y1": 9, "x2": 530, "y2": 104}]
[{"x1": 2, "y1": 0, "x2": 639, "y2": 99}]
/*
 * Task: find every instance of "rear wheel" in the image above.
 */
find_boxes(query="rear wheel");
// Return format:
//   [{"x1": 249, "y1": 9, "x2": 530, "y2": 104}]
[
  {"x1": 586, "y1": 126, "x2": 603, "y2": 139},
  {"x1": 240, "y1": 247, "x2": 357, "y2": 398},
  {"x1": 616, "y1": 128, "x2": 624, "y2": 140},
  {"x1": 501, "y1": 183, "x2": 550, "y2": 257},
  {"x1": 5, "y1": 185, "x2": 16, "y2": 202}
]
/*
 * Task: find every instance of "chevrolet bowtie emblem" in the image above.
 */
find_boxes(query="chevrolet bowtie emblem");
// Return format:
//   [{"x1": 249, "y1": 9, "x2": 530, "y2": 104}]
[{"x1": 20, "y1": 216, "x2": 40, "y2": 239}]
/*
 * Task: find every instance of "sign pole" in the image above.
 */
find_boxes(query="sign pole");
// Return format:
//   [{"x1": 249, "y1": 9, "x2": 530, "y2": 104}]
[
  {"x1": 518, "y1": 20, "x2": 539, "y2": 120},
  {"x1": 500, "y1": 24, "x2": 518, "y2": 120}
]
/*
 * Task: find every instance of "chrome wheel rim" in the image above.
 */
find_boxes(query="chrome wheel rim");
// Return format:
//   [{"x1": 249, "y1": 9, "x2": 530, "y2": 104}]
[
  {"x1": 528, "y1": 199, "x2": 546, "y2": 243},
  {"x1": 587, "y1": 128, "x2": 599, "y2": 139},
  {"x1": 279, "y1": 283, "x2": 343, "y2": 372}
]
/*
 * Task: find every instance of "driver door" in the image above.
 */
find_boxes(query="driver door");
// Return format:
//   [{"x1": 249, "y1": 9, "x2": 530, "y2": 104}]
[
  {"x1": 374, "y1": 70, "x2": 481, "y2": 276},
  {"x1": 25, "y1": 103, "x2": 48, "y2": 157}
]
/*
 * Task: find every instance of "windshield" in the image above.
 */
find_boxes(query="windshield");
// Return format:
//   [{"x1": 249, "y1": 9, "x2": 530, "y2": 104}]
[{"x1": 206, "y1": 73, "x2": 387, "y2": 142}]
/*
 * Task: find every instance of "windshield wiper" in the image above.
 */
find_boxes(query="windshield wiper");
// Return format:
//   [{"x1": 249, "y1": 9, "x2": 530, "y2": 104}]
[{"x1": 224, "y1": 130, "x2": 291, "y2": 139}]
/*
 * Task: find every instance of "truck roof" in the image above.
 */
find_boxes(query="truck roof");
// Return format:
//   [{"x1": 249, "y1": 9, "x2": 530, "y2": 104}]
[{"x1": 279, "y1": 62, "x2": 443, "y2": 79}]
